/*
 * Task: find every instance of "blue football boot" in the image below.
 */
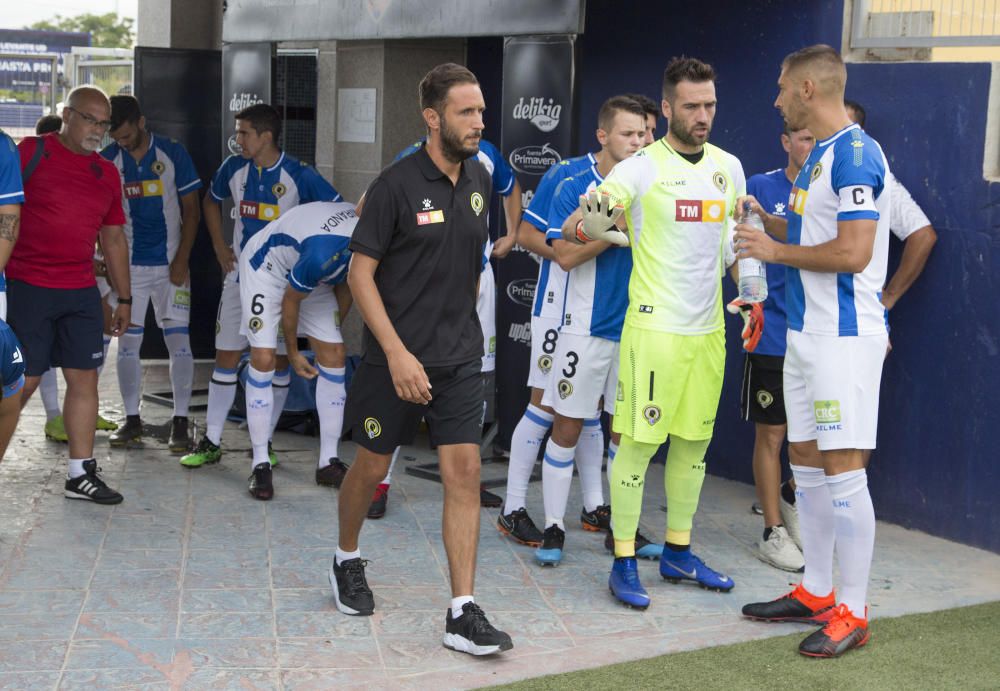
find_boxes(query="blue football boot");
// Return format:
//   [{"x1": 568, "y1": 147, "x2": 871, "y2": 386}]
[
  {"x1": 659, "y1": 548, "x2": 734, "y2": 592},
  {"x1": 604, "y1": 529, "x2": 664, "y2": 560},
  {"x1": 609, "y1": 557, "x2": 651, "y2": 610},
  {"x1": 534, "y1": 525, "x2": 565, "y2": 567}
]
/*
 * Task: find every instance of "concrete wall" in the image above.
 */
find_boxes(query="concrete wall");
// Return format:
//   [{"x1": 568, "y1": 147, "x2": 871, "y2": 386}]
[{"x1": 138, "y1": 0, "x2": 222, "y2": 50}]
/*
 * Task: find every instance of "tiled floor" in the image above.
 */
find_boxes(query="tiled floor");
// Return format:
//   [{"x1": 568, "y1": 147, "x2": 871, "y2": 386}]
[{"x1": 1, "y1": 350, "x2": 998, "y2": 689}]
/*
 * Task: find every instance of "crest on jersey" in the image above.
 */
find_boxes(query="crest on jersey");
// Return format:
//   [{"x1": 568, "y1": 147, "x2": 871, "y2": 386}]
[
  {"x1": 538, "y1": 354, "x2": 552, "y2": 374},
  {"x1": 757, "y1": 390, "x2": 774, "y2": 409},
  {"x1": 557, "y1": 379, "x2": 573, "y2": 399},
  {"x1": 642, "y1": 405, "x2": 661, "y2": 426},
  {"x1": 810, "y1": 162, "x2": 823, "y2": 183},
  {"x1": 471, "y1": 192, "x2": 485, "y2": 216},
  {"x1": 364, "y1": 417, "x2": 382, "y2": 439},
  {"x1": 151, "y1": 160, "x2": 166, "y2": 176},
  {"x1": 712, "y1": 171, "x2": 727, "y2": 193},
  {"x1": 248, "y1": 317, "x2": 263, "y2": 334},
  {"x1": 272, "y1": 182, "x2": 287, "y2": 198}
]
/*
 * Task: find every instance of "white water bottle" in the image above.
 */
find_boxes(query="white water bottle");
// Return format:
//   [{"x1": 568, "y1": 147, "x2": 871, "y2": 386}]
[{"x1": 737, "y1": 201, "x2": 768, "y2": 303}]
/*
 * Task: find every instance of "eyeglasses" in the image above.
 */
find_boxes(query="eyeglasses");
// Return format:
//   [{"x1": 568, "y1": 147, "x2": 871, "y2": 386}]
[{"x1": 67, "y1": 107, "x2": 113, "y2": 130}]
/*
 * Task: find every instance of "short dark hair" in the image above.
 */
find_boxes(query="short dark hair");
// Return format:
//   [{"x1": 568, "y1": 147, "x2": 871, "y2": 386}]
[
  {"x1": 419, "y1": 63, "x2": 478, "y2": 114},
  {"x1": 35, "y1": 114, "x2": 62, "y2": 135},
  {"x1": 623, "y1": 92, "x2": 659, "y2": 118},
  {"x1": 781, "y1": 44, "x2": 846, "y2": 93},
  {"x1": 235, "y1": 103, "x2": 282, "y2": 144},
  {"x1": 844, "y1": 98, "x2": 866, "y2": 127},
  {"x1": 598, "y1": 96, "x2": 646, "y2": 132},
  {"x1": 110, "y1": 95, "x2": 142, "y2": 130},
  {"x1": 662, "y1": 57, "x2": 716, "y2": 102}
]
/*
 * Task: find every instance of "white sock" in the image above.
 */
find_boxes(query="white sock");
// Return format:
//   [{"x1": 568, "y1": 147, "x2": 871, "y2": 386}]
[
  {"x1": 828, "y1": 469, "x2": 875, "y2": 617},
  {"x1": 40, "y1": 369, "x2": 60, "y2": 421},
  {"x1": 68, "y1": 457, "x2": 89, "y2": 478},
  {"x1": 791, "y1": 464, "x2": 836, "y2": 597},
  {"x1": 451, "y1": 595, "x2": 474, "y2": 619},
  {"x1": 541, "y1": 438, "x2": 575, "y2": 530},
  {"x1": 316, "y1": 364, "x2": 346, "y2": 464},
  {"x1": 577, "y1": 417, "x2": 605, "y2": 512},
  {"x1": 205, "y1": 366, "x2": 239, "y2": 445},
  {"x1": 335, "y1": 546, "x2": 360, "y2": 565},
  {"x1": 117, "y1": 326, "x2": 144, "y2": 416},
  {"x1": 503, "y1": 404, "x2": 553, "y2": 514},
  {"x1": 246, "y1": 365, "x2": 274, "y2": 468},
  {"x1": 380, "y1": 447, "x2": 401, "y2": 485},
  {"x1": 97, "y1": 336, "x2": 111, "y2": 378},
  {"x1": 163, "y1": 321, "x2": 193, "y2": 417},
  {"x1": 268, "y1": 368, "x2": 291, "y2": 438}
]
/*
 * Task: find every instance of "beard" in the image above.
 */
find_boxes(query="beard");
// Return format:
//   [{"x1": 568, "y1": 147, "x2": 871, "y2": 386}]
[
  {"x1": 670, "y1": 117, "x2": 710, "y2": 148},
  {"x1": 440, "y1": 115, "x2": 480, "y2": 163},
  {"x1": 80, "y1": 135, "x2": 104, "y2": 152}
]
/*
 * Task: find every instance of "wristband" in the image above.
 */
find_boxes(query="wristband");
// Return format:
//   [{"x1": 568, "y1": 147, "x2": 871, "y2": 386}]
[{"x1": 117, "y1": 297, "x2": 133, "y2": 305}]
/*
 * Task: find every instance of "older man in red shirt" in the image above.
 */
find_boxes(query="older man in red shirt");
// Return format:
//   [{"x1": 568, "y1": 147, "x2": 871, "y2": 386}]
[{"x1": 9, "y1": 85, "x2": 132, "y2": 504}]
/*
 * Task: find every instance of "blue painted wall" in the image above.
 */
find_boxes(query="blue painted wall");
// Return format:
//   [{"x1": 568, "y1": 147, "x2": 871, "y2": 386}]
[{"x1": 569, "y1": 1, "x2": 1000, "y2": 551}]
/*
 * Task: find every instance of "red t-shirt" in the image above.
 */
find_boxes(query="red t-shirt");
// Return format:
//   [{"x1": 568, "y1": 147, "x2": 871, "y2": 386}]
[{"x1": 8, "y1": 133, "x2": 126, "y2": 289}]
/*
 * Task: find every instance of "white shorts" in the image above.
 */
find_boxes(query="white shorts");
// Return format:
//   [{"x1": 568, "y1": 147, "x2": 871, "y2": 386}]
[
  {"x1": 110, "y1": 265, "x2": 191, "y2": 327},
  {"x1": 477, "y1": 263, "x2": 496, "y2": 374},
  {"x1": 215, "y1": 271, "x2": 248, "y2": 352},
  {"x1": 238, "y1": 268, "x2": 343, "y2": 351},
  {"x1": 542, "y1": 331, "x2": 619, "y2": 418},
  {"x1": 784, "y1": 329, "x2": 887, "y2": 451},
  {"x1": 527, "y1": 315, "x2": 561, "y2": 390}
]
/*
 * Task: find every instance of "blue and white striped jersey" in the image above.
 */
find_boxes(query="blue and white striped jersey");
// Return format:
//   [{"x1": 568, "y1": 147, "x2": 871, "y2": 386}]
[
  {"x1": 210, "y1": 152, "x2": 341, "y2": 258},
  {"x1": 242, "y1": 201, "x2": 356, "y2": 292},
  {"x1": 786, "y1": 123, "x2": 890, "y2": 337},
  {"x1": 545, "y1": 166, "x2": 632, "y2": 341},
  {"x1": 101, "y1": 134, "x2": 202, "y2": 266}
]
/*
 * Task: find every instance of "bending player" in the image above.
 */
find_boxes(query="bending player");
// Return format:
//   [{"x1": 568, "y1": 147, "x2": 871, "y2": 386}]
[
  {"x1": 237, "y1": 200, "x2": 355, "y2": 499},
  {"x1": 564, "y1": 57, "x2": 744, "y2": 608},
  {"x1": 739, "y1": 45, "x2": 890, "y2": 658},
  {"x1": 182, "y1": 104, "x2": 341, "y2": 470},
  {"x1": 534, "y1": 96, "x2": 644, "y2": 567}
]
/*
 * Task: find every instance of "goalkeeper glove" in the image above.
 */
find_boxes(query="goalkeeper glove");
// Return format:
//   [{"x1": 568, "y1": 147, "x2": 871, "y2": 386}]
[
  {"x1": 726, "y1": 299, "x2": 764, "y2": 352},
  {"x1": 574, "y1": 190, "x2": 629, "y2": 246}
]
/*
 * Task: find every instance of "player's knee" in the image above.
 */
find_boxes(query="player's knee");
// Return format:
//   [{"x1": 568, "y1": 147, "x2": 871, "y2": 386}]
[
  {"x1": 313, "y1": 342, "x2": 345, "y2": 369},
  {"x1": 249, "y1": 348, "x2": 277, "y2": 372},
  {"x1": 755, "y1": 423, "x2": 786, "y2": 454},
  {"x1": 215, "y1": 349, "x2": 243, "y2": 369},
  {"x1": 550, "y1": 415, "x2": 583, "y2": 447}
]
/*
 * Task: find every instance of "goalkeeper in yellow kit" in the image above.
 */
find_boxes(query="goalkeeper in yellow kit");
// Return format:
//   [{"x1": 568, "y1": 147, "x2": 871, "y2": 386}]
[{"x1": 562, "y1": 57, "x2": 750, "y2": 609}]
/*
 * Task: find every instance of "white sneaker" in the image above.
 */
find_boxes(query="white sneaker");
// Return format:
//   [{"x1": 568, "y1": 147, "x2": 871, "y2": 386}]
[
  {"x1": 779, "y1": 494, "x2": 802, "y2": 550},
  {"x1": 754, "y1": 526, "x2": 804, "y2": 572}
]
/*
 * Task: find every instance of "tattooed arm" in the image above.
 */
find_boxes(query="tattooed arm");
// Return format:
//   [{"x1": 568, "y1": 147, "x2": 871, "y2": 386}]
[{"x1": 0, "y1": 204, "x2": 19, "y2": 274}]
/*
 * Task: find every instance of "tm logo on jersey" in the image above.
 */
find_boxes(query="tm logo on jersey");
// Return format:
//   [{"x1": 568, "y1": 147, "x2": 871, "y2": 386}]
[
  {"x1": 675, "y1": 200, "x2": 725, "y2": 222},
  {"x1": 124, "y1": 180, "x2": 163, "y2": 199},
  {"x1": 814, "y1": 399, "x2": 843, "y2": 431},
  {"x1": 240, "y1": 201, "x2": 280, "y2": 221}
]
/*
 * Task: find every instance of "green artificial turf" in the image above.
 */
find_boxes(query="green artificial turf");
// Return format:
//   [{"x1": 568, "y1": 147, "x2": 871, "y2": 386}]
[{"x1": 493, "y1": 601, "x2": 1000, "y2": 691}]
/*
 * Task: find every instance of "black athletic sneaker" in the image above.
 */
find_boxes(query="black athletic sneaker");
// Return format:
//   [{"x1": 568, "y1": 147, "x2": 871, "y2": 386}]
[
  {"x1": 248, "y1": 463, "x2": 274, "y2": 500},
  {"x1": 316, "y1": 458, "x2": 349, "y2": 487},
  {"x1": 581, "y1": 504, "x2": 611, "y2": 532},
  {"x1": 109, "y1": 415, "x2": 143, "y2": 447},
  {"x1": 64, "y1": 460, "x2": 123, "y2": 505},
  {"x1": 496, "y1": 507, "x2": 544, "y2": 546},
  {"x1": 480, "y1": 485, "x2": 503, "y2": 508},
  {"x1": 443, "y1": 602, "x2": 513, "y2": 655},
  {"x1": 604, "y1": 529, "x2": 664, "y2": 560},
  {"x1": 168, "y1": 416, "x2": 190, "y2": 453},
  {"x1": 328, "y1": 557, "x2": 375, "y2": 615}
]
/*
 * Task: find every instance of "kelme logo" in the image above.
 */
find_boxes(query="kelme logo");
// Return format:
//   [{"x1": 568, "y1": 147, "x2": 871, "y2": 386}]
[{"x1": 814, "y1": 400, "x2": 841, "y2": 424}]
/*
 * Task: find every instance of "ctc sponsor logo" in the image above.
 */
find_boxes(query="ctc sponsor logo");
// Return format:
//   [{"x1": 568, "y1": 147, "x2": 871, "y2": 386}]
[
  {"x1": 508, "y1": 321, "x2": 531, "y2": 346},
  {"x1": 814, "y1": 399, "x2": 843, "y2": 431},
  {"x1": 512, "y1": 96, "x2": 562, "y2": 133},
  {"x1": 505, "y1": 278, "x2": 536, "y2": 308},
  {"x1": 508, "y1": 143, "x2": 561, "y2": 175}
]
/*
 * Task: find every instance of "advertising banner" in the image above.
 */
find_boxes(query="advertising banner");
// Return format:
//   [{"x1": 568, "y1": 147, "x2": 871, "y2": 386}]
[{"x1": 497, "y1": 35, "x2": 574, "y2": 448}]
